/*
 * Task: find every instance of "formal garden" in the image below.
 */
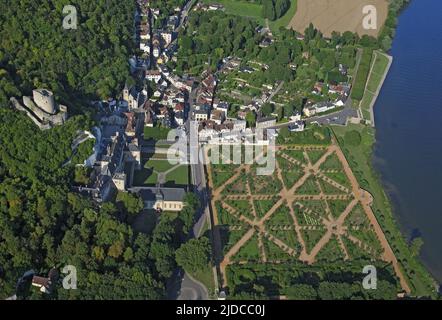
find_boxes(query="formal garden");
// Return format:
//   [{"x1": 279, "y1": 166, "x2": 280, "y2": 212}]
[
  {"x1": 207, "y1": 142, "x2": 392, "y2": 294},
  {"x1": 133, "y1": 152, "x2": 189, "y2": 186}
]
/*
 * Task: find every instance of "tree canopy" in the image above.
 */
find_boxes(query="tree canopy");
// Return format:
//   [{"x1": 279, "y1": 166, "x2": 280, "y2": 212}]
[{"x1": 0, "y1": 0, "x2": 136, "y2": 108}]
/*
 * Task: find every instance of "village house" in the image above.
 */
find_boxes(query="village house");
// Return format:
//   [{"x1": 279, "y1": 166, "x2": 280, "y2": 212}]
[
  {"x1": 304, "y1": 101, "x2": 336, "y2": 117},
  {"x1": 193, "y1": 109, "x2": 209, "y2": 122},
  {"x1": 146, "y1": 70, "x2": 162, "y2": 83},
  {"x1": 174, "y1": 111, "x2": 185, "y2": 126},
  {"x1": 290, "y1": 111, "x2": 302, "y2": 122},
  {"x1": 31, "y1": 269, "x2": 58, "y2": 294},
  {"x1": 210, "y1": 109, "x2": 225, "y2": 125},
  {"x1": 256, "y1": 117, "x2": 277, "y2": 130},
  {"x1": 160, "y1": 30, "x2": 174, "y2": 46},
  {"x1": 329, "y1": 83, "x2": 351, "y2": 96},
  {"x1": 288, "y1": 121, "x2": 306, "y2": 132},
  {"x1": 213, "y1": 100, "x2": 229, "y2": 116},
  {"x1": 312, "y1": 82, "x2": 326, "y2": 95},
  {"x1": 173, "y1": 102, "x2": 185, "y2": 113}
]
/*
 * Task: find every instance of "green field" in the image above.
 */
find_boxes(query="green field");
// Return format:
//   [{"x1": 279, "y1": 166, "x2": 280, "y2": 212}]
[
  {"x1": 144, "y1": 126, "x2": 171, "y2": 140},
  {"x1": 166, "y1": 164, "x2": 189, "y2": 185},
  {"x1": 202, "y1": 0, "x2": 298, "y2": 33},
  {"x1": 360, "y1": 90, "x2": 375, "y2": 111},
  {"x1": 202, "y1": 0, "x2": 263, "y2": 20},
  {"x1": 360, "y1": 52, "x2": 391, "y2": 121},
  {"x1": 144, "y1": 158, "x2": 176, "y2": 172},
  {"x1": 268, "y1": 0, "x2": 298, "y2": 32},
  {"x1": 350, "y1": 49, "x2": 373, "y2": 101}
]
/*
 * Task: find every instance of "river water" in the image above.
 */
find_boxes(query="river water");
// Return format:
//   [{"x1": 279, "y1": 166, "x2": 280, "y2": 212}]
[{"x1": 373, "y1": 0, "x2": 442, "y2": 283}]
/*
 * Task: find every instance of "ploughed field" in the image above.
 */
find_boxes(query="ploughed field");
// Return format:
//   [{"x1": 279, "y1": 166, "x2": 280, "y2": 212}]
[{"x1": 289, "y1": 0, "x2": 388, "y2": 37}]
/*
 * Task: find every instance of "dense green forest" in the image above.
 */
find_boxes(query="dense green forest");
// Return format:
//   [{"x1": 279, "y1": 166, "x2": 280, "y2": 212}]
[
  {"x1": 0, "y1": 0, "x2": 203, "y2": 300},
  {"x1": 0, "y1": 109, "x2": 201, "y2": 298},
  {"x1": 0, "y1": 0, "x2": 136, "y2": 109}
]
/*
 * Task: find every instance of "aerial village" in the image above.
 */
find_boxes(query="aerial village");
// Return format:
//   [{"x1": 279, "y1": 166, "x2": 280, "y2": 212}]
[{"x1": 9, "y1": 0, "x2": 354, "y2": 214}]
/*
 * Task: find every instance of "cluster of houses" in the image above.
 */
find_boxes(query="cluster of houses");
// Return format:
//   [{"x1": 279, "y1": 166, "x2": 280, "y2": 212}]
[
  {"x1": 77, "y1": 100, "x2": 186, "y2": 211},
  {"x1": 127, "y1": 71, "x2": 190, "y2": 130},
  {"x1": 137, "y1": 0, "x2": 180, "y2": 67},
  {"x1": 189, "y1": 69, "x2": 306, "y2": 142},
  {"x1": 194, "y1": 3, "x2": 224, "y2": 12},
  {"x1": 304, "y1": 82, "x2": 352, "y2": 117}
]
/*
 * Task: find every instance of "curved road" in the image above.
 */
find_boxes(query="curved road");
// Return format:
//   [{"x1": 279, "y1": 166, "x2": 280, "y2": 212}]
[{"x1": 177, "y1": 272, "x2": 209, "y2": 300}]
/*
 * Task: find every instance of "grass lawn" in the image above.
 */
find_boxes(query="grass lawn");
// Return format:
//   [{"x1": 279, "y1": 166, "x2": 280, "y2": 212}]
[
  {"x1": 268, "y1": 0, "x2": 297, "y2": 32},
  {"x1": 297, "y1": 176, "x2": 321, "y2": 195},
  {"x1": 145, "y1": 158, "x2": 176, "y2": 172},
  {"x1": 144, "y1": 126, "x2": 171, "y2": 141},
  {"x1": 166, "y1": 165, "x2": 189, "y2": 185},
  {"x1": 306, "y1": 149, "x2": 327, "y2": 164},
  {"x1": 327, "y1": 199, "x2": 352, "y2": 219},
  {"x1": 351, "y1": 48, "x2": 373, "y2": 101},
  {"x1": 254, "y1": 199, "x2": 276, "y2": 218},
  {"x1": 301, "y1": 228, "x2": 326, "y2": 254},
  {"x1": 315, "y1": 236, "x2": 345, "y2": 262},
  {"x1": 360, "y1": 90, "x2": 375, "y2": 110},
  {"x1": 360, "y1": 52, "x2": 390, "y2": 121},
  {"x1": 134, "y1": 156, "x2": 188, "y2": 186},
  {"x1": 234, "y1": 234, "x2": 261, "y2": 261},
  {"x1": 372, "y1": 52, "x2": 389, "y2": 75},
  {"x1": 332, "y1": 124, "x2": 437, "y2": 297},
  {"x1": 202, "y1": 0, "x2": 263, "y2": 21},
  {"x1": 366, "y1": 71, "x2": 383, "y2": 93},
  {"x1": 264, "y1": 238, "x2": 292, "y2": 260},
  {"x1": 133, "y1": 168, "x2": 157, "y2": 186},
  {"x1": 202, "y1": 0, "x2": 298, "y2": 34}
]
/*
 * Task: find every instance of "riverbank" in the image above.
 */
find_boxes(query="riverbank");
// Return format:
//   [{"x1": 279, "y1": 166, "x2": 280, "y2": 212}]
[
  {"x1": 373, "y1": 0, "x2": 442, "y2": 287},
  {"x1": 360, "y1": 51, "x2": 393, "y2": 127},
  {"x1": 332, "y1": 124, "x2": 438, "y2": 297}
]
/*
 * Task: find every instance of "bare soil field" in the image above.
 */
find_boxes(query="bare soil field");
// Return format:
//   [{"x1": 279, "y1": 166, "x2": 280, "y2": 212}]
[{"x1": 289, "y1": 0, "x2": 388, "y2": 37}]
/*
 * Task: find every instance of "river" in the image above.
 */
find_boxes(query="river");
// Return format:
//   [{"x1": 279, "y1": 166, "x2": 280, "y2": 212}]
[{"x1": 373, "y1": 0, "x2": 442, "y2": 283}]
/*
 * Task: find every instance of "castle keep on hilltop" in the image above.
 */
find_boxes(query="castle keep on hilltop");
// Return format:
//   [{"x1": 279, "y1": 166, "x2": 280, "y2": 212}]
[{"x1": 10, "y1": 89, "x2": 68, "y2": 130}]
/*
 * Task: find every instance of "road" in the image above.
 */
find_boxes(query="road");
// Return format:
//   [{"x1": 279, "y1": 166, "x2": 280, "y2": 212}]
[
  {"x1": 266, "y1": 80, "x2": 285, "y2": 103},
  {"x1": 168, "y1": 269, "x2": 209, "y2": 300},
  {"x1": 165, "y1": 0, "x2": 195, "y2": 51},
  {"x1": 159, "y1": 0, "x2": 211, "y2": 300},
  {"x1": 187, "y1": 82, "x2": 210, "y2": 239},
  {"x1": 306, "y1": 105, "x2": 358, "y2": 126},
  {"x1": 269, "y1": 104, "x2": 358, "y2": 131}
]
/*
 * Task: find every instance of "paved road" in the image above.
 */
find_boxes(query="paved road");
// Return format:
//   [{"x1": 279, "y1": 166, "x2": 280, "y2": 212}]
[
  {"x1": 177, "y1": 272, "x2": 209, "y2": 300},
  {"x1": 269, "y1": 105, "x2": 358, "y2": 130},
  {"x1": 168, "y1": 269, "x2": 208, "y2": 300},
  {"x1": 266, "y1": 80, "x2": 285, "y2": 103},
  {"x1": 306, "y1": 106, "x2": 358, "y2": 126}
]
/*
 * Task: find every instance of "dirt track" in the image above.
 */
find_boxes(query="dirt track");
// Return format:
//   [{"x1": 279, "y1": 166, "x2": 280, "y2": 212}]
[{"x1": 289, "y1": 0, "x2": 388, "y2": 37}]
